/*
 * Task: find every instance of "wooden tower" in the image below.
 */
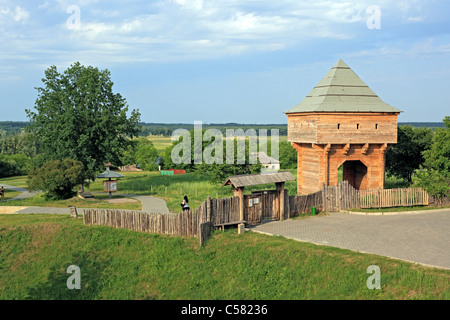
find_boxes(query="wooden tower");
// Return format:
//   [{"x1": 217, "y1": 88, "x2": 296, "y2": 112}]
[{"x1": 286, "y1": 60, "x2": 402, "y2": 194}]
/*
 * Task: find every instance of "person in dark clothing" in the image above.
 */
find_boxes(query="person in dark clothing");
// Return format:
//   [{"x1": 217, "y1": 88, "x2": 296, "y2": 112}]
[
  {"x1": 0, "y1": 186, "x2": 4, "y2": 201},
  {"x1": 181, "y1": 195, "x2": 189, "y2": 211}
]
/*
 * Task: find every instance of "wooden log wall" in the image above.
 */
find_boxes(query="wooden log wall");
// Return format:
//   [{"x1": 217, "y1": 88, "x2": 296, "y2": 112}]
[
  {"x1": 209, "y1": 196, "x2": 240, "y2": 225},
  {"x1": 288, "y1": 190, "x2": 323, "y2": 217},
  {"x1": 83, "y1": 209, "x2": 203, "y2": 238}
]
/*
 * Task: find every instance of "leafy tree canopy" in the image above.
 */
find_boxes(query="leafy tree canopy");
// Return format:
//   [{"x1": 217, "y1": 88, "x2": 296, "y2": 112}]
[
  {"x1": 25, "y1": 62, "x2": 141, "y2": 184},
  {"x1": 413, "y1": 116, "x2": 450, "y2": 202},
  {"x1": 386, "y1": 125, "x2": 434, "y2": 182}
]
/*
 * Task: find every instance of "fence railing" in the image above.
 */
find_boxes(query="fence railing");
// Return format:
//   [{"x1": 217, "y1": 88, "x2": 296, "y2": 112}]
[{"x1": 359, "y1": 187, "x2": 428, "y2": 209}]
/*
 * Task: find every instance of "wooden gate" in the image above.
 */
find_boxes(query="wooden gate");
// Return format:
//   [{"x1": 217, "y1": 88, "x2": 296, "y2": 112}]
[
  {"x1": 322, "y1": 180, "x2": 360, "y2": 212},
  {"x1": 244, "y1": 190, "x2": 280, "y2": 225},
  {"x1": 245, "y1": 194, "x2": 262, "y2": 225}
]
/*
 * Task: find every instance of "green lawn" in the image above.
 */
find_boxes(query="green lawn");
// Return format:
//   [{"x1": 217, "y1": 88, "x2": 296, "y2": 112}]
[
  {"x1": 0, "y1": 176, "x2": 28, "y2": 188},
  {"x1": 146, "y1": 135, "x2": 173, "y2": 154},
  {"x1": 0, "y1": 214, "x2": 448, "y2": 300}
]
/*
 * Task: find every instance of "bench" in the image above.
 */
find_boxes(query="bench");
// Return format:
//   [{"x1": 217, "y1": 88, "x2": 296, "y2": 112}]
[{"x1": 214, "y1": 220, "x2": 247, "y2": 232}]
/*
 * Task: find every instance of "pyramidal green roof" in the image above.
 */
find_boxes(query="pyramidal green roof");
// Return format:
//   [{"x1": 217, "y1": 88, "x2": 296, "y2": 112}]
[
  {"x1": 96, "y1": 167, "x2": 125, "y2": 179},
  {"x1": 285, "y1": 59, "x2": 402, "y2": 114}
]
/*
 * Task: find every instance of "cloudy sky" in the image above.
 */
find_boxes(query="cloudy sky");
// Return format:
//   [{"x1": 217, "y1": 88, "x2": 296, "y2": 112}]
[{"x1": 1, "y1": 0, "x2": 449, "y2": 123}]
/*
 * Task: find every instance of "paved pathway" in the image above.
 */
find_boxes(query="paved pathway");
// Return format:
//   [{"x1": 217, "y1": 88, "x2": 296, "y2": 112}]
[
  {"x1": 115, "y1": 193, "x2": 171, "y2": 214},
  {"x1": 250, "y1": 210, "x2": 450, "y2": 270},
  {"x1": 0, "y1": 184, "x2": 41, "y2": 201},
  {"x1": 0, "y1": 185, "x2": 171, "y2": 215}
]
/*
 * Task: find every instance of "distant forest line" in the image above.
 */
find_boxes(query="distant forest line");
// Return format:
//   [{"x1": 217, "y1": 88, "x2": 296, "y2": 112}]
[{"x1": 0, "y1": 120, "x2": 446, "y2": 136}]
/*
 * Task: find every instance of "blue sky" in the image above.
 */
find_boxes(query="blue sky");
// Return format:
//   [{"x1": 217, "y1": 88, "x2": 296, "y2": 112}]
[{"x1": 1, "y1": 0, "x2": 449, "y2": 124}]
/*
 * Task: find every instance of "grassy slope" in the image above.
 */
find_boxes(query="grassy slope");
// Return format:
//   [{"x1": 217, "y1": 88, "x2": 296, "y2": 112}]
[{"x1": 0, "y1": 214, "x2": 448, "y2": 300}]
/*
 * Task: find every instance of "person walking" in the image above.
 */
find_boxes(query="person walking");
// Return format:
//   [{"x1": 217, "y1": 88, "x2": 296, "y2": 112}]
[
  {"x1": 0, "y1": 186, "x2": 4, "y2": 201},
  {"x1": 181, "y1": 195, "x2": 189, "y2": 212}
]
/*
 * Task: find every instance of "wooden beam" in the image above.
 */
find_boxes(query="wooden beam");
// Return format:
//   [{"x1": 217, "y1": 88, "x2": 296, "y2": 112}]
[
  {"x1": 362, "y1": 143, "x2": 369, "y2": 155},
  {"x1": 276, "y1": 182, "x2": 285, "y2": 221},
  {"x1": 343, "y1": 143, "x2": 350, "y2": 155}
]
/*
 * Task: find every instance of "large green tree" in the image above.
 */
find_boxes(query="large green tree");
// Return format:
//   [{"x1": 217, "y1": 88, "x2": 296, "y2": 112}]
[
  {"x1": 413, "y1": 117, "x2": 450, "y2": 203},
  {"x1": 386, "y1": 125, "x2": 434, "y2": 182},
  {"x1": 26, "y1": 62, "x2": 141, "y2": 188},
  {"x1": 279, "y1": 141, "x2": 297, "y2": 169}
]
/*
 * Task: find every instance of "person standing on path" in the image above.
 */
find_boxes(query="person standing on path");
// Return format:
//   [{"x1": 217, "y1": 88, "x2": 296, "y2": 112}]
[
  {"x1": 0, "y1": 186, "x2": 4, "y2": 201},
  {"x1": 181, "y1": 195, "x2": 189, "y2": 211}
]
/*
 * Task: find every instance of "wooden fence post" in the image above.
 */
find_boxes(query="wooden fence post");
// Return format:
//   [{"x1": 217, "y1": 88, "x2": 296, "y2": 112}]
[{"x1": 207, "y1": 195, "x2": 211, "y2": 223}]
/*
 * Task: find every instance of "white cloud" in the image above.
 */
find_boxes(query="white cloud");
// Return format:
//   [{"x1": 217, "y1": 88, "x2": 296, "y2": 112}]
[
  {"x1": 0, "y1": 5, "x2": 30, "y2": 23},
  {"x1": 0, "y1": 0, "x2": 441, "y2": 70},
  {"x1": 13, "y1": 6, "x2": 30, "y2": 22}
]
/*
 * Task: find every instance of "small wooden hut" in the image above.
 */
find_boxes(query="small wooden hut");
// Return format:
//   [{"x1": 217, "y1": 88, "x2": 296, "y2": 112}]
[{"x1": 223, "y1": 171, "x2": 296, "y2": 223}]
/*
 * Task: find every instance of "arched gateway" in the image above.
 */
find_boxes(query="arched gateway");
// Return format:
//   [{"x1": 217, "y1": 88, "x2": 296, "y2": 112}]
[{"x1": 286, "y1": 60, "x2": 402, "y2": 194}]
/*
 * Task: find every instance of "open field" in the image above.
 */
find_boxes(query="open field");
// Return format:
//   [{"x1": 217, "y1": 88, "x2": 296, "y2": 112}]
[
  {"x1": 0, "y1": 214, "x2": 448, "y2": 300},
  {"x1": 145, "y1": 134, "x2": 289, "y2": 153},
  {"x1": 145, "y1": 135, "x2": 174, "y2": 152}
]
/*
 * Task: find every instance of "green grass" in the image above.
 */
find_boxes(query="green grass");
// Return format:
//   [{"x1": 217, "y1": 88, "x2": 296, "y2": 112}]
[
  {"x1": 0, "y1": 214, "x2": 448, "y2": 300},
  {"x1": 146, "y1": 135, "x2": 173, "y2": 155},
  {"x1": 0, "y1": 176, "x2": 28, "y2": 188}
]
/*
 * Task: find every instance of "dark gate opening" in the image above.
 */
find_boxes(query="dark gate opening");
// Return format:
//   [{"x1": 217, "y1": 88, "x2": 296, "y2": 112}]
[{"x1": 341, "y1": 160, "x2": 367, "y2": 190}]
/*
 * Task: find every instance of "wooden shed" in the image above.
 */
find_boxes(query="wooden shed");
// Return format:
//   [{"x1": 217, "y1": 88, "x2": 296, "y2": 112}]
[
  {"x1": 223, "y1": 171, "x2": 296, "y2": 223},
  {"x1": 286, "y1": 59, "x2": 402, "y2": 194}
]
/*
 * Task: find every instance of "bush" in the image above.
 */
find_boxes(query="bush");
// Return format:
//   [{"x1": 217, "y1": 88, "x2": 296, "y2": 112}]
[{"x1": 27, "y1": 159, "x2": 86, "y2": 200}]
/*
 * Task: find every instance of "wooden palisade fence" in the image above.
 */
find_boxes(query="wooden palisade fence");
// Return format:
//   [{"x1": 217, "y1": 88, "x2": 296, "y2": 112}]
[
  {"x1": 288, "y1": 190, "x2": 323, "y2": 217},
  {"x1": 83, "y1": 196, "x2": 240, "y2": 246},
  {"x1": 83, "y1": 182, "x2": 430, "y2": 245}
]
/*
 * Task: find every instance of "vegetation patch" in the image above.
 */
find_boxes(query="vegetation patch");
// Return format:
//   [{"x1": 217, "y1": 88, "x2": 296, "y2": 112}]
[{"x1": 0, "y1": 214, "x2": 448, "y2": 300}]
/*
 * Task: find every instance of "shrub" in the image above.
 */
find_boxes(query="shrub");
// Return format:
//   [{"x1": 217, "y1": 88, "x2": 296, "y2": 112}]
[{"x1": 27, "y1": 159, "x2": 86, "y2": 200}]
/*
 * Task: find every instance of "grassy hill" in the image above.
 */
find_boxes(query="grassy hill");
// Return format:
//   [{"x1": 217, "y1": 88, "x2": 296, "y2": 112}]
[{"x1": 0, "y1": 214, "x2": 448, "y2": 300}]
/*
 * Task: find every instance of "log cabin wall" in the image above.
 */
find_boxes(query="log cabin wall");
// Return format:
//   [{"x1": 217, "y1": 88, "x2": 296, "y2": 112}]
[{"x1": 288, "y1": 113, "x2": 398, "y2": 194}]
